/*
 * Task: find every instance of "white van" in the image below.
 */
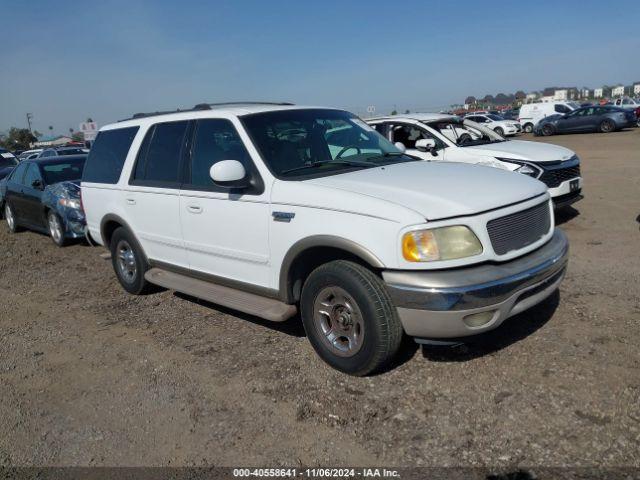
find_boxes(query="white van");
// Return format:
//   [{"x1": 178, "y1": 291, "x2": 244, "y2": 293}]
[{"x1": 519, "y1": 102, "x2": 579, "y2": 133}]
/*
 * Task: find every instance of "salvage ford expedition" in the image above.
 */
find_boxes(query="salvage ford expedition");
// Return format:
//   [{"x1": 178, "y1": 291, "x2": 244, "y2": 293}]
[{"x1": 81, "y1": 102, "x2": 569, "y2": 375}]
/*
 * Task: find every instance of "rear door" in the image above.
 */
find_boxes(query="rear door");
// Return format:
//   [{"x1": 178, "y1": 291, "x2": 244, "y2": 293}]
[
  {"x1": 4, "y1": 162, "x2": 28, "y2": 218},
  {"x1": 125, "y1": 120, "x2": 191, "y2": 268}
]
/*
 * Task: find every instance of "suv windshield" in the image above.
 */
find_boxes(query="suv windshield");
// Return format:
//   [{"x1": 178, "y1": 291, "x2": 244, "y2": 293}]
[
  {"x1": 241, "y1": 109, "x2": 414, "y2": 178},
  {"x1": 425, "y1": 119, "x2": 505, "y2": 147}
]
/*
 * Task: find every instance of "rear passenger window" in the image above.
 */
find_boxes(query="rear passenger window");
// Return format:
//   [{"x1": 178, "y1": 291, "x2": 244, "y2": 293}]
[
  {"x1": 82, "y1": 127, "x2": 139, "y2": 184},
  {"x1": 132, "y1": 121, "x2": 189, "y2": 186},
  {"x1": 187, "y1": 119, "x2": 251, "y2": 189}
]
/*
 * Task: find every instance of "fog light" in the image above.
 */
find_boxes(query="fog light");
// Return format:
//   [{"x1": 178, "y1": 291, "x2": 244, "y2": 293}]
[{"x1": 463, "y1": 310, "x2": 496, "y2": 328}]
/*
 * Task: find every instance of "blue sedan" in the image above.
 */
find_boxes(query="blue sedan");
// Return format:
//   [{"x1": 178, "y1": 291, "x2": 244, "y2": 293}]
[
  {"x1": 534, "y1": 106, "x2": 637, "y2": 136},
  {"x1": 0, "y1": 155, "x2": 87, "y2": 246}
]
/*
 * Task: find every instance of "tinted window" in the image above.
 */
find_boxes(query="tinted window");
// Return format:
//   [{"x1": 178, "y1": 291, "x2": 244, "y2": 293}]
[
  {"x1": 83, "y1": 127, "x2": 139, "y2": 184},
  {"x1": 10, "y1": 163, "x2": 28, "y2": 184},
  {"x1": 41, "y1": 158, "x2": 85, "y2": 184},
  {"x1": 57, "y1": 148, "x2": 85, "y2": 156},
  {"x1": 23, "y1": 164, "x2": 42, "y2": 187},
  {"x1": 555, "y1": 104, "x2": 572, "y2": 114},
  {"x1": 0, "y1": 156, "x2": 18, "y2": 168},
  {"x1": 132, "y1": 121, "x2": 188, "y2": 185},
  {"x1": 189, "y1": 119, "x2": 251, "y2": 188}
]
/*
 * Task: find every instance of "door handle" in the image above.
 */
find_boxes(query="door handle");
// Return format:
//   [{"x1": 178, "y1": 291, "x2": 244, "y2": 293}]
[
  {"x1": 126, "y1": 198, "x2": 136, "y2": 205},
  {"x1": 187, "y1": 204, "x2": 202, "y2": 214}
]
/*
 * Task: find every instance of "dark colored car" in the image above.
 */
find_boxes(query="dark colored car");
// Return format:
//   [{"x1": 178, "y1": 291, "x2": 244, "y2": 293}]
[
  {"x1": 0, "y1": 155, "x2": 87, "y2": 246},
  {"x1": 38, "y1": 146, "x2": 88, "y2": 158},
  {"x1": 0, "y1": 151, "x2": 19, "y2": 180},
  {"x1": 534, "y1": 106, "x2": 636, "y2": 136}
]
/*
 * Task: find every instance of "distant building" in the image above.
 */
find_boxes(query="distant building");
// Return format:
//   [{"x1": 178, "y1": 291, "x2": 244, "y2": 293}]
[
  {"x1": 634, "y1": 83, "x2": 640, "y2": 96},
  {"x1": 594, "y1": 88, "x2": 603, "y2": 98},
  {"x1": 32, "y1": 135, "x2": 73, "y2": 148},
  {"x1": 525, "y1": 92, "x2": 539, "y2": 103},
  {"x1": 611, "y1": 85, "x2": 625, "y2": 97},
  {"x1": 554, "y1": 89, "x2": 568, "y2": 101},
  {"x1": 580, "y1": 88, "x2": 591, "y2": 98}
]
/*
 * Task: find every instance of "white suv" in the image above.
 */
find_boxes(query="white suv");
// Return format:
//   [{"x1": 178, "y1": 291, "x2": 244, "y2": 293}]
[
  {"x1": 367, "y1": 113, "x2": 583, "y2": 208},
  {"x1": 81, "y1": 103, "x2": 569, "y2": 375}
]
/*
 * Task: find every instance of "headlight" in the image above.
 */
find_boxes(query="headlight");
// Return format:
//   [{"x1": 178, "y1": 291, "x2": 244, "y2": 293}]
[
  {"x1": 496, "y1": 158, "x2": 541, "y2": 178},
  {"x1": 59, "y1": 198, "x2": 81, "y2": 209},
  {"x1": 402, "y1": 226, "x2": 482, "y2": 262}
]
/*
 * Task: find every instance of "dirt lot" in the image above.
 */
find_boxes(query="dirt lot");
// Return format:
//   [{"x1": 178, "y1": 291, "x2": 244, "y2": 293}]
[{"x1": 0, "y1": 129, "x2": 639, "y2": 469}]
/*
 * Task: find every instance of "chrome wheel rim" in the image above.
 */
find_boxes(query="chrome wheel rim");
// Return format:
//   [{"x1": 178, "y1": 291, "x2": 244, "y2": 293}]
[
  {"x1": 48, "y1": 213, "x2": 62, "y2": 243},
  {"x1": 313, "y1": 286, "x2": 364, "y2": 357},
  {"x1": 5, "y1": 204, "x2": 14, "y2": 230},
  {"x1": 116, "y1": 240, "x2": 137, "y2": 283}
]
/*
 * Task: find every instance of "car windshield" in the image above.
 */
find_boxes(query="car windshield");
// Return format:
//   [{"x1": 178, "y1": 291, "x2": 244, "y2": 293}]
[
  {"x1": 425, "y1": 119, "x2": 505, "y2": 147},
  {"x1": 567, "y1": 102, "x2": 580, "y2": 109},
  {"x1": 0, "y1": 156, "x2": 19, "y2": 168},
  {"x1": 41, "y1": 158, "x2": 86, "y2": 184},
  {"x1": 241, "y1": 109, "x2": 415, "y2": 178},
  {"x1": 486, "y1": 114, "x2": 504, "y2": 121}
]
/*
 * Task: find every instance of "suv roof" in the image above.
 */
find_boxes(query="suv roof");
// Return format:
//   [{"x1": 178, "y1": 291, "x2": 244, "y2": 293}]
[{"x1": 119, "y1": 101, "x2": 296, "y2": 122}]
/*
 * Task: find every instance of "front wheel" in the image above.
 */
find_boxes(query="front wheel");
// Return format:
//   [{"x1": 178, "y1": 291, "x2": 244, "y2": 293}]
[
  {"x1": 599, "y1": 119, "x2": 615, "y2": 133},
  {"x1": 47, "y1": 211, "x2": 69, "y2": 247},
  {"x1": 541, "y1": 124, "x2": 555, "y2": 136},
  {"x1": 300, "y1": 260, "x2": 403, "y2": 376},
  {"x1": 494, "y1": 127, "x2": 504, "y2": 137}
]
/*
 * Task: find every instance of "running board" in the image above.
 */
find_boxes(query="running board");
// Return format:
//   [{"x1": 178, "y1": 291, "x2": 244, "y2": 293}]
[{"x1": 144, "y1": 268, "x2": 297, "y2": 322}]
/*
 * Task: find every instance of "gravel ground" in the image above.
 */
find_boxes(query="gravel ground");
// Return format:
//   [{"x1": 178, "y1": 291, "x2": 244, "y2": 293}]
[{"x1": 0, "y1": 129, "x2": 638, "y2": 470}]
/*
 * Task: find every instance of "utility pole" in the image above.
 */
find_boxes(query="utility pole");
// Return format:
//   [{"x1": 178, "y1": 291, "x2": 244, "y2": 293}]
[{"x1": 26, "y1": 113, "x2": 33, "y2": 132}]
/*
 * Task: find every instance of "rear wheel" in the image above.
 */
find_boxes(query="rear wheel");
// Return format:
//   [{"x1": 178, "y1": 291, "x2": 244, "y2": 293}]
[
  {"x1": 110, "y1": 227, "x2": 156, "y2": 295},
  {"x1": 4, "y1": 203, "x2": 21, "y2": 233},
  {"x1": 523, "y1": 123, "x2": 534, "y2": 133},
  {"x1": 47, "y1": 211, "x2": 68, "y2": 247},
  {"x1": 300, "y1": 260, "x2": 403, "y2": 376},
  {"x1": 541, "y1": 124, "x2": 555, "y2": 136},
  {"x1": 599, "y1": 119, "x2": 615, "y2": 133}
]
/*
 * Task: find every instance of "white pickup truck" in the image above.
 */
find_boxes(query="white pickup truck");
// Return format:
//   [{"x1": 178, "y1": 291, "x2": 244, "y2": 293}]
[
  {"x1": 611, "y1": 97, "x2": 640, "y2": 126},
  {"x1": 81, "y1": 103, "x2": 569, "y2": 375}
]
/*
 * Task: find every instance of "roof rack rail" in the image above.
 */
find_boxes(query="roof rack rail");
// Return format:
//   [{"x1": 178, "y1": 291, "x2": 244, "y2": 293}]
[
  {"x1": 119, "y1": 102, "x2": 294, "y2": 122},
  {"x1": 193, "y1": 101, "x2": 295, "y2": 110}
]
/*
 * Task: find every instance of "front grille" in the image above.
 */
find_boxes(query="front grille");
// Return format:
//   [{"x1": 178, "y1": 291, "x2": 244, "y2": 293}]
[
  {"x1": 487, "y1": 201, "x2": 551, "y2": 255},
  {"x1": 539, "y1": 163, "x2": 581, "y2": 188}
]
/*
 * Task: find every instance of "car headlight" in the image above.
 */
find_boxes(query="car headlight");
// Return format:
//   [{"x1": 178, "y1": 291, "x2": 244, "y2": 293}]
[
  {"x1": 496, "y1": 158, "x2": 542, "y2": 178},
  {"x1": 59, "y1": 198, "x2": 81, "y2": 209},
  {"x1": 402, "y1": 226, "x2": 482, "y2": 262}
]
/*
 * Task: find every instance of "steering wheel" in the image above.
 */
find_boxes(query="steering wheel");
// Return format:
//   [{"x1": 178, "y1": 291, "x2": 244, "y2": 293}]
[
  {"x1": 335, "y1": 145, "x2": 361, "y2": 159},
  {"x1": 458, "y1": 134, "x2": 473, "y2": 145}
]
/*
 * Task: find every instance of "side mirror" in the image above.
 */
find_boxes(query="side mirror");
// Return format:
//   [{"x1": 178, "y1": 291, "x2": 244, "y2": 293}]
[
  {"x1": 209, "y1": 160, "x2": 248, "y2": 188},
  {"x1": 394, "y1": 142, "x2": 406, "y2": 153},
  {"x1": 31, "y1": 179, "x2": 43, "y2": 190},
  {"x1": 415, "y1": 138, "x2": 436, "y2": 152}
]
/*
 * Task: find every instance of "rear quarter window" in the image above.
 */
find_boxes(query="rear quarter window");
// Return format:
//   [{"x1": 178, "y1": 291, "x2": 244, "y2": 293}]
[{"x1": 82, "y1": 127, "x2": 139, "y2": 184}]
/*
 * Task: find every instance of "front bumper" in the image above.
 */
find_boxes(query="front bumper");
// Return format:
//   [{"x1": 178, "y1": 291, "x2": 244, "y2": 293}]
[{"x1": 383, "y1": 228, "x2": 569, "y2": 340}]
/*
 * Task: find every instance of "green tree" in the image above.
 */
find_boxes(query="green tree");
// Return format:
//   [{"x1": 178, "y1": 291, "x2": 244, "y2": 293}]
[
  {"x1": 390, "y1": 110, "x2": 398, "y2": 115},
  {"x1": 0, "y1": 127, "x2": 38, "y2": 151},
  {"x1": 71, "y1": 131, "x2": 84, "y2": 142}
]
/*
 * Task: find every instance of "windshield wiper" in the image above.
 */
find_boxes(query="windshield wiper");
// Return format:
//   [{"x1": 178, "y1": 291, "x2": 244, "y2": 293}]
[
  {"x1": 280, "y1": 159, "x2": 373, "y2": 176},
  {"x1": 365, "y1": 152, "x2": 405, "y2": 162}
]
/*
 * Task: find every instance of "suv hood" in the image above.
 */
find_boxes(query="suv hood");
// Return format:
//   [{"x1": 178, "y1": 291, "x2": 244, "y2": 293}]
[
  {"x1": 305, "y1": 161, "x2": 546, "y2": 221},
  {"x1": 463, "y1": 139, "x2": 575, "y2": 163}
]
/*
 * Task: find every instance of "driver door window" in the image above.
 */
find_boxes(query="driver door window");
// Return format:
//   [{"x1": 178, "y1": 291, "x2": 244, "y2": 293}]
[{"x1": 390, "y1": 124, "x2": 445, "y2": 159}]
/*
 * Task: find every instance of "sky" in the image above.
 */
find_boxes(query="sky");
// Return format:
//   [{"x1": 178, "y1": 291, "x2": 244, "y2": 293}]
[{"x1": 1, "y1": 0, "x2": 639, "y2": 135}]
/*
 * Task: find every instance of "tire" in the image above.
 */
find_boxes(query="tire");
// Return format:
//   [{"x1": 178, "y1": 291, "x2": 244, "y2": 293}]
[
  {"x1": 523, "y1": 123, "x2": 534, "y2": 133},
  {"x1": 4, "y1": 202, "x2": 22, "y2": 233},
  {"x1": 599, "y1": 119, "x2": 615, "y2": 133},
  {"x1": 47, "y1": 211, "x2": 69, "y2": 247},
  {"x1": 541, "y1": 124, "x2": 554, "y2": 136},
  {"x1": 109, "y1": 227, "x2": 156, "y2": 295},
  {"x1": 494, "y1": 127, "x2": 504, "y2": 136},
  {"x1": 300, "y1": 260, "x2": 403, "y2": 376}
]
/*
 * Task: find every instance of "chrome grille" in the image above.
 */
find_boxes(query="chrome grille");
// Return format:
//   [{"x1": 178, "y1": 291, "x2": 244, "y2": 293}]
[{"x1": 487, "y1": 201, "x2": 551, "y2": 255}]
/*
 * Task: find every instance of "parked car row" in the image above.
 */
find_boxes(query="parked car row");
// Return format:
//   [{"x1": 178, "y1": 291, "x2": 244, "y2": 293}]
[{"x1": 1, "y1": 102, "x2": 592, "y2": 375}]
